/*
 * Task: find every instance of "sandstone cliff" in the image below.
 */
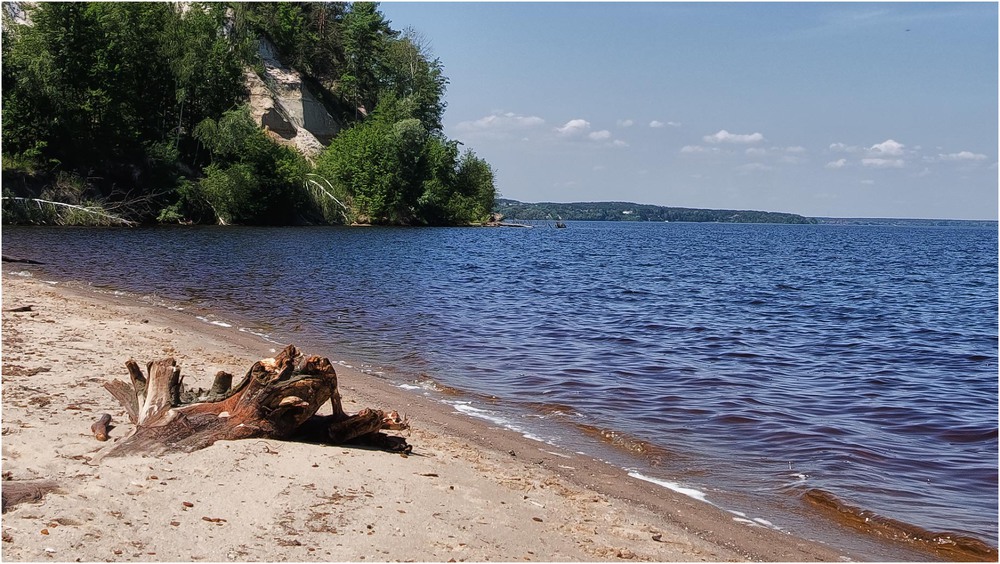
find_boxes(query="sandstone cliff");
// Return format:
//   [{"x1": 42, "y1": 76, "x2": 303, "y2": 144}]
[{"x1": 247, "y1": 37, "x2": 345, "y2": 159}]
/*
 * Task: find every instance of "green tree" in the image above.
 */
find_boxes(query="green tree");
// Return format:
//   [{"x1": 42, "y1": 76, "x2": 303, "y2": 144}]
[
  {"x1": 339, "y1": 2, "x2": 396, "y2": 116},
  {"x1": 193, "y1": 107, "x2": 307, "y2": 224},
  {"x1": 162, "y1": 3, "x2": 251, "y2": 147},
  {"x1": 383, "y1": 29, "x2": 448, "y2": 132}
]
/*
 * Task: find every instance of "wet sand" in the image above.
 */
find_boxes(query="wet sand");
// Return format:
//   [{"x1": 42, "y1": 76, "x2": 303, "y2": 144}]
[{"x1": 1, "y1": 271, "x2": 906, "y2": 561}]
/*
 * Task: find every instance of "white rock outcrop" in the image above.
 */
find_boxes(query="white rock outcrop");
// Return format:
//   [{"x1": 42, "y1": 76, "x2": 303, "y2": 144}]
[{"x1": 247, "y1": 37, "x2": 344, "y2": 158}]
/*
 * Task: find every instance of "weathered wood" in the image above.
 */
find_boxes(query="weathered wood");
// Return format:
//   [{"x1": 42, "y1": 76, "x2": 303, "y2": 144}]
[
  {"x1": 124, "y1": 359, "x2": 147, "y2": 408},
  {"x1": 1, "y1": 480, "x2": 60, "y2": 513},
  {"x1": 103, "y1": 380, "x2": 139, "y2": 424},
  {"x1": 91, "y1": 413, "x2": 112, "y2": 441},
  {"x1": 210, "y1": 371, "x2": 233, "y2": 396},
  {"x1": 98, "y1": 344, "x2": 410, "y2": 459}
]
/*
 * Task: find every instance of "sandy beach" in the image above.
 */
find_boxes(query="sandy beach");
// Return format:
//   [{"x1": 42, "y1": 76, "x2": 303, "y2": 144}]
[{"x1": 2, "y1": 270, "x2": 888, "y2": 562}]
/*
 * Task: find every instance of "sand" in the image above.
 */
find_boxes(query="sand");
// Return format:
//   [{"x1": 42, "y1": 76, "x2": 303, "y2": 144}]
[{"x1": 1, "y1": 271, "x2": 867, "y2": 562}]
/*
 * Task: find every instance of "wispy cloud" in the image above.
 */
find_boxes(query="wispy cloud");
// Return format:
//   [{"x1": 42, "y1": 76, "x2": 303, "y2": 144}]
[
  {"x1": 862, "y1": 157, "x2": 905, "y2": 168},
  {"x1": 455, "y1": 112, "x2": 545, "y2": 138},
  {"x1": 680, "y1": 145, "x2": 718, "y2": 154},
  {"x1": 704, "y1": 129, "x2": 765, "y2": 144},
  {"x1": 617, "y1": 119, "x2": 634, "y2": 128},
  {"x1": 825, "y1": 158, "x2": 848, "y2": 169},
  {"x1": 934, "y1": 151, "x2": 988, "y2": 162},
  {"x1": 829, "y1": 142, "x2": 862, "y2": 153},
  {"x1": 554, "y1": 119, "x2": 627, "y2": 147}
]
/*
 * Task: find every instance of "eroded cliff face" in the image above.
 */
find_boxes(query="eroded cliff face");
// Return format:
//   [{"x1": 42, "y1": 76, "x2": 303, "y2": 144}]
[{"x1": 247, "y1": 37, "x2": 344, "y2": 158}]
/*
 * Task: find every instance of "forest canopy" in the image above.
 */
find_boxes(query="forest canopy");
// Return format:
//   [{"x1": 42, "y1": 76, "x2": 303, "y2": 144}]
[{"x1": 1, "y1": 2, "x2": 496, "y2": 226}]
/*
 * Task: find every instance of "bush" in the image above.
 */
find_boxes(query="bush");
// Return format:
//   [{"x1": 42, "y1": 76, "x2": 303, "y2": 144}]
[{"x1": 193, "y1": 107, "x2": 308, "y2": 224}]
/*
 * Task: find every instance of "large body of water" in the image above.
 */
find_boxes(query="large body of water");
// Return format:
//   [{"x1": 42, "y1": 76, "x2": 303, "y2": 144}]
[{"x1": 4, "y1": 221, "x2": 997, "y2": 558}]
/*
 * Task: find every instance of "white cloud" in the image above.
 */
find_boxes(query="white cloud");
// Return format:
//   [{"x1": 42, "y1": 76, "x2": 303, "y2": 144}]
[
  {"x1": 860, "y1": 179, "x2": 876, "y2": 185},
  {"x1": 862, "y1": 157, "x2": 904, "y2": 168},
  {"x1": 745, "y1": 147, "x2": 768, "y2": 156},
  {"x1": 455, "y1": 112, "x2": 545, "y2": 134},
  {"x1": 825, "y1": 158, "x2": 848, "y2": 169},
  {"x1": 829, "y1": 142, "x2": 862, "y2": 153},
  {"x1": 786, "y1": 146, "x2": 806, "y2": 153},
  {"x1": 869, "y1": 139, "x2": 905, "y2": 156},
  {"x1": 704, "y1": 129, "x2": 764, "y2": 144},
  {"x1": 937, "y1": 151, "x2": 988, "y2": 162},
  {"x1": 649, "y1": 120, "x2": 665, "y2": 128},
  {"x1": 553, "y1": 119, "x2": 625, "y2": 146},
  {"x1": 556, "y1": 118, "x2": 591, "y2": 137},
  {"x1": 616, "y1": 119, "x2": 634, "y2": 128},
  {"x1": 680, "y1": 145, "x2": 717, "y2": 154}
]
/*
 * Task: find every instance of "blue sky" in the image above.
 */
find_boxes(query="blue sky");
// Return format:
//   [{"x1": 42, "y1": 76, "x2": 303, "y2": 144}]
[{"x1": 378, "y1": 2, "x2": 998, "y2": 220}]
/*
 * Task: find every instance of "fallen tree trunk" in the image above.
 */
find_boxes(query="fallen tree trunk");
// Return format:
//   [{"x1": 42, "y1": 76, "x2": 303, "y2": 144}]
[{"x1": 97, "y1": 344, "x2": 409, "y2": 460}]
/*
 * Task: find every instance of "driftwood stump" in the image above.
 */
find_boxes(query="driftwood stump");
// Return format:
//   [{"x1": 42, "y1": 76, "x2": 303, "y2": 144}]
[{"x1": 97, "y1": 344, "x2": 409, "y2": 459}]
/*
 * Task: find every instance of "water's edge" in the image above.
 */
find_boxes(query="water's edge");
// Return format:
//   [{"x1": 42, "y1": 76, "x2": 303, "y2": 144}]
[{"x1": 9, "y1": 266, "x2": 994, "y2": 562}]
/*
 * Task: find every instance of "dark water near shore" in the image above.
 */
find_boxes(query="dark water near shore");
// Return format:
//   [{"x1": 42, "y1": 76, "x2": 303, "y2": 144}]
[{"x1": 4, "y1": 221, "x2": 997, "y2": 557}]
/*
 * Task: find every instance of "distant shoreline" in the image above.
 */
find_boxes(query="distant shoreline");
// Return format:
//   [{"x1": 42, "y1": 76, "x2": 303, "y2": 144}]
[{"x1": 495, "y1": 198, "x2": 1000, "y2": 225}]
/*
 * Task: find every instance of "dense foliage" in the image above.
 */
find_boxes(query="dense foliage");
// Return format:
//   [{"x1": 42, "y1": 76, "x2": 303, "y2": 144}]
[
  {"x1": 1, "y1": 2, "x2": 495, "y2": 226},
  {"x1": 496, "y1": 199, "x2": 818, "y2": 224}
]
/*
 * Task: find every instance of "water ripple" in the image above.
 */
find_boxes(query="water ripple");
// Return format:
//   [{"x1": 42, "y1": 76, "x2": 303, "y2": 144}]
[{"x1": 4, "y1": 221, "x2": 997, "y2": 551}]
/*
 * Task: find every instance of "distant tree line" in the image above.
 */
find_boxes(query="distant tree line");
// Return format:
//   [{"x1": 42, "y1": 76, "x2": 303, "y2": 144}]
[
  {"x1": 496, "y1": 199, "x2": 817, "y2": 224},
  {"x1": 1, "y1": 2, "x2": 496, "y2": 226}
]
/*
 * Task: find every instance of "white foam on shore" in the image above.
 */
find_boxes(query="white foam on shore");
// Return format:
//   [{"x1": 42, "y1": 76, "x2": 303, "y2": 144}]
[
  {"x1": 196, "y1": 316, "x2": 233, "y2": 328},
  {"x1": 630, "y1": 472, "x2": 785, "y2": 531},
  {"x1": 728, "y1": 509, "x2": 783, "y2": 531},
  {"x1": 448, "y1": 401, "x2": 547, "y2": 443},
  {"x1": 627, "y1": 471, "x2": 710, "y2": 504},
  {"x1": 733, "y1": 516, "x2": 760, "y2": 527},
  {"x1": 397, "y1": 380, "x2": 440, "y2": 393},
  {"x1": 237, "y1": 327, "x2": 283, "y2": 345}
]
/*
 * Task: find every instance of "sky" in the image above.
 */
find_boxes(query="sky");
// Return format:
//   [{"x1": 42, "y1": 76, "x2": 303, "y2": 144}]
[{"x1": 378, "y1": 2, "x2": 998, "y2": 220}]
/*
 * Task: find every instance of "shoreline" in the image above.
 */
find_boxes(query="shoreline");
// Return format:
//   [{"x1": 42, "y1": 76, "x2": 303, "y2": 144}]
[{"x1": 0, "y1": 271, "x2": 954, "y2": 561}]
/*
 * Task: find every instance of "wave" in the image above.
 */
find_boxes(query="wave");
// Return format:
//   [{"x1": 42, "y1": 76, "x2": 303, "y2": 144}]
[
  {"x1": 803, "y1": 488, "x2": 998, "y2": 561},
  {"x1": 572, "y1": 422, "x2": 681, "y2": 466}
]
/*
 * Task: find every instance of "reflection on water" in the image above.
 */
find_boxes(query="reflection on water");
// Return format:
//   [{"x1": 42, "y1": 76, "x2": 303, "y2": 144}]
[{"x1": 4, "y1": 221, "x2": 997, "y2": 556}]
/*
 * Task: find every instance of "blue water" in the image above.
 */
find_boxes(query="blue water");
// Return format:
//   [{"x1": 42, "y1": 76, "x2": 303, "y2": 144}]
[{"x1": 3, "y1": 221, "x2": 997, "y2": 554}]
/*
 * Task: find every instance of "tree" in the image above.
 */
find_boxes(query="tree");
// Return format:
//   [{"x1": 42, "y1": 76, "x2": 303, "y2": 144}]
[
  {"x1": 162, "y1": 3, "x2": 251, "y2": 148},
  {"x1": 383, "y1": 29, "x2": 448, "y2": 132},
  {"x1": 2, "y1": 1, "x2": 496, "y2": 227},
  {"x1": 193, "y1": 107, "x2": 308, "y2": 224},
  {"x1": 339, "y1": 2, "x2": 397, "y2": 115}
]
